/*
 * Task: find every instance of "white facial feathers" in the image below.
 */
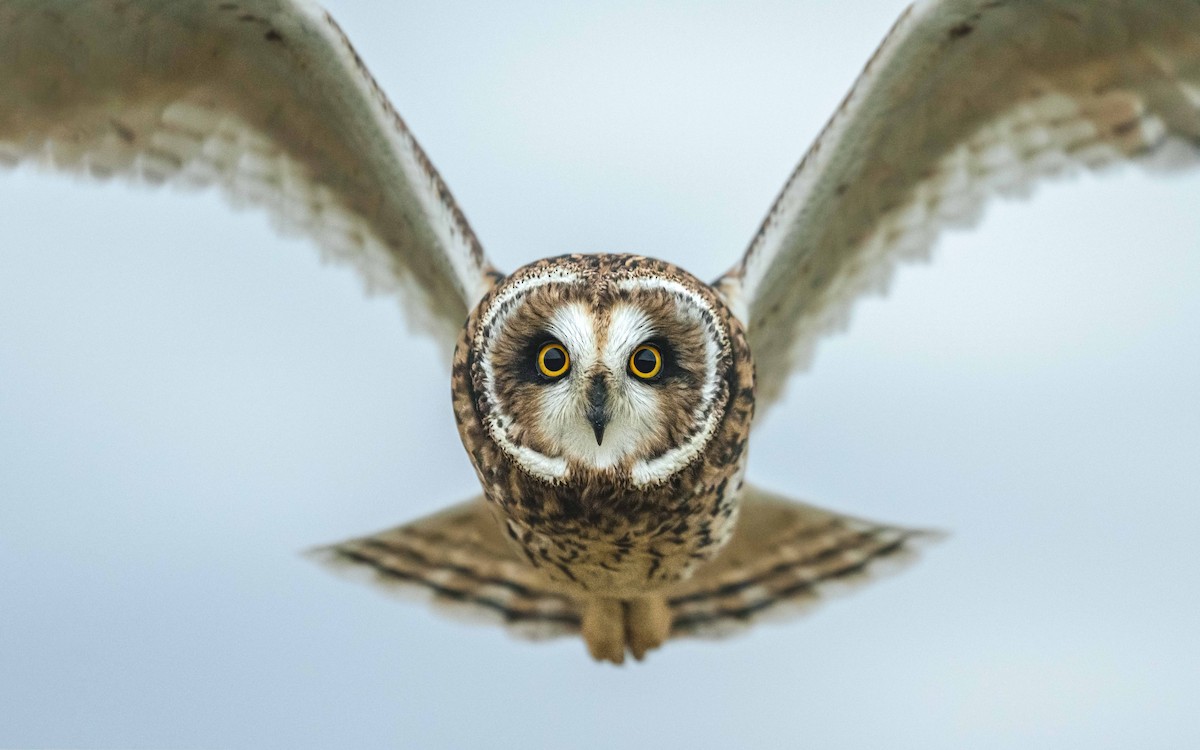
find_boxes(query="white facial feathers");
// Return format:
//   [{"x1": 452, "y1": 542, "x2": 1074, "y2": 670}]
[
  {"x1": 604, "y1": 305, "x2": 656, "y2": 368},
  {"x1": 475, "y1": 268, "x2": 730, "y2": 486},
  {"x1": 536, "y1": 302, "x2": 642, "y2": 471},
  {"x1": 537, "y1": 303, "x2": 665, "y2": 472},
  {"x1": 547, "y1": 303, "x2": 597, "y2": 372}
]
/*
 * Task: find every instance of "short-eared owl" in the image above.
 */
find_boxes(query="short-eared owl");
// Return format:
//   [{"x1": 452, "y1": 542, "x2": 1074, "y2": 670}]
[{"x1": 2, "y1": 0, "x2": 1198, "y2": 664}]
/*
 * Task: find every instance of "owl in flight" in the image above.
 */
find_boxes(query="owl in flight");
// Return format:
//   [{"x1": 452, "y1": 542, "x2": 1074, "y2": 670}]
[{"x1": 2, "y1": 0, "x2": 1198, "y2": 663}]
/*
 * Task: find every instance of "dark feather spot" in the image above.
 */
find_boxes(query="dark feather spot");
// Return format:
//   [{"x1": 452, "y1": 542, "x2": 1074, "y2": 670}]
[
  {"x1": 109, "y1": 119, "x2": 135, "y2": 144},
  {"x1": 554, "y1": 563, "x2": 578, "y2": 582},
  {"x1": 1112, "y1": 119, "x2": 1140, "y2": 137},
  {"x1": 948, "y1": 22, "x2": 974, "y2": 39}
]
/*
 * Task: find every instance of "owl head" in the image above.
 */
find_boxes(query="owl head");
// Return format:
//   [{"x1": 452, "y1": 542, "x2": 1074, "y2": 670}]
[{"x1": 455, "y1": 254, "x2": 753, "y2": 488}]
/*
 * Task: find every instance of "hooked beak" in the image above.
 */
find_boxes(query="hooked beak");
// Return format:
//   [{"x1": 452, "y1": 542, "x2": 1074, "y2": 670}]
[{"x1": 586, "y1": 376, "x2": 609, "y2": 445}]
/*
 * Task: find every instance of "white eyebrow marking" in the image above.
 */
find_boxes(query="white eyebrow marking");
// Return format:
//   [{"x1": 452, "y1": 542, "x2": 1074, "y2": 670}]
[
  {"x1": 603, "y1": 304, "x2": 655, "y2": 371},
  {"x1": 548, "y1": 303, "x2": 596, "y2": 372}
]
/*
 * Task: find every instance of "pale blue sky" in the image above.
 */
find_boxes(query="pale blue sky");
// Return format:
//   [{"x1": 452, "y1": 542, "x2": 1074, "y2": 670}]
[{"x1": 1, "y1": 1, "x2": 1198, "y2": 748}]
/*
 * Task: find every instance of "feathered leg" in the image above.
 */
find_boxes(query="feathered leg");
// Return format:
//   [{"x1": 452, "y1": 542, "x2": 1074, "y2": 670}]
[
  {"x1": 624, "y1": 597, "x2": 672, "y2": 661},
  {"x1": 581, "y1": 598, "x2": 625, "y2": 664}
]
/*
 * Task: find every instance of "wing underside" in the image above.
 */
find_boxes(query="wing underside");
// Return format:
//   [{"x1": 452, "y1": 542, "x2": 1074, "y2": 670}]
[
  {"x1": 718, "y1": 0, "x2": 1200, "y2": 416},
  {"x1": 0, "y1": 0, "x2": 496, "y2": 345}
]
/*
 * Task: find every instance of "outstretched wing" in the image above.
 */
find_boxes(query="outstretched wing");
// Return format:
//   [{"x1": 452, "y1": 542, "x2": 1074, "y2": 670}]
[
  {"x1": 666, "y1": 484, "x2": 939, "y2": 639},
  {"x1": 308, "y1": 499, "x2": 582, "y2": 641},
  {"x1": 716, "y1": 0, "x2": 1200, "y2": 417},
  {"x1": 0, "y1": 0, "x2": 496, "y2": 346}
]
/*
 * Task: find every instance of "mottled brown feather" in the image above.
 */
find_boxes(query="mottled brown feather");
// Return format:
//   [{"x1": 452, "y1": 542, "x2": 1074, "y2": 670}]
[
  {"x1": 310, "y1": 486, "x2": 939, "y2": 644},
  {"x1": 666, "y1": 484, "x2": 941, "y2": 638},
  {"x1": 308, "y1": 499, "x2": 582, "y2": 640}
]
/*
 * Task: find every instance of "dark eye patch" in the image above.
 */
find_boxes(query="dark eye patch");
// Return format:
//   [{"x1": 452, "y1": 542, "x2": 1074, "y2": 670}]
[{"x1": 515, "y1": 333, "x2": 567, "y2": 383}]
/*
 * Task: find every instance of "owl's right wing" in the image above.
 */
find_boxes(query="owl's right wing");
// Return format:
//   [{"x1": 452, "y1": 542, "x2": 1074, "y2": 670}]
[
  {"x1": 0, "y1": 0, "x2": 496, "y2": 346},
  {"x1": 666, "y1": 484, "x2": 940, "y2": 639}
]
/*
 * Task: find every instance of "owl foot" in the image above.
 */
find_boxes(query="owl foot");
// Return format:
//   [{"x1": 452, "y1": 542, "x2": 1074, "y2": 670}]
[
  {"x1": 582, "y1": 596, "x2": 672, "y2": 664},
  {"x1": 624, "y1": 597, "x2": 671, "y2": 661},
  {"x1": 581, "y1": 598, "x2": 626, "y2": 664}
]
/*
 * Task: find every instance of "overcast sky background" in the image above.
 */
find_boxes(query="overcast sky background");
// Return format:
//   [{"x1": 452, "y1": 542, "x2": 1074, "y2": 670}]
[{"x1": 1, "y1": 1, "x2": 1198, "y2": 748}]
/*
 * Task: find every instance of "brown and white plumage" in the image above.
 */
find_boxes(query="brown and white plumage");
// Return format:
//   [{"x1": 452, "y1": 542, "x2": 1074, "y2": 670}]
[
  {"x1": 309, "y1": 500, "x2": 582, "y2": 642},
  {"x1": 311, "y1": 485, "x2": 933, "y2": 646},
  {"x1": 716, "y1": 0, "x2": 1200, "y2": 415},
  {"x1": 0, "y1": 0, "x2": 495, "y2": 344},
  {"x1": 2, "y1": 0, "x2": 1197, "y2": 664}
]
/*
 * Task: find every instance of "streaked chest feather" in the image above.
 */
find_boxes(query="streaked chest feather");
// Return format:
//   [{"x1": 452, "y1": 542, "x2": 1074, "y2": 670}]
[{"x1": 493, "y1": 455, "x2": 748, "y2": 595}]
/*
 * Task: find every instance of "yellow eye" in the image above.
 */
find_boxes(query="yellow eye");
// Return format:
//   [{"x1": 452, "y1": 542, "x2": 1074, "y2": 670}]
[
  {"x1": 629, "y1": 344, "x2": 662, "y2": 379},
  {"x1": 537, "y1": 342, "x2": 570, "y2": 378}
]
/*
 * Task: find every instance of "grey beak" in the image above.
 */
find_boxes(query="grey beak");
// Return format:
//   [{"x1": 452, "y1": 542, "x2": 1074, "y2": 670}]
[{"x1": 586, "y1": 376, "x2": 609, "y2": 445}]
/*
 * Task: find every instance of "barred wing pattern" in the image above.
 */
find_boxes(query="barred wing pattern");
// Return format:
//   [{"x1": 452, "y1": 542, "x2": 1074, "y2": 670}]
[
  {"x1": 311, "y1": 488, "x2": 936, "y2": 644},
  {"x1": 309, "y1": 499, "x2": 583, "y2": 641},
  {"x1": 0, "y1": 0, "x2": 495, "y2": 346},
  {"x1": 665, "y1": 485, "x2": 937, "y2": 638},
  {"x1": 718, "y1": 0, "x2": 1200, "y2": 417}
]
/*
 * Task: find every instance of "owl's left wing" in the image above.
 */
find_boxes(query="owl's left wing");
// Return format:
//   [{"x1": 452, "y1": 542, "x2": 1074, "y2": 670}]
[
  {"x1": 716, "y1": 0, "x2": 1200, "y2": 418},
  {"x1": 665, "y1": 484, "x2": 939, "y2": 639},
  {"x1": 308, "y1": 499, "x2": 582, "y2": 641},
  {"x1": 0, "y1": 0, "x2": 496, "y2": 346}
]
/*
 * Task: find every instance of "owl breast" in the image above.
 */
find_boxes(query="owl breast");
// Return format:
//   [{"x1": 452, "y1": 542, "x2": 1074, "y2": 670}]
[
  {"x1": 450, "y1": 254, "x2": 756, "y2": 597},
  {"x1": 485, "y1": 439, "x2": 748, "y2": 595}
]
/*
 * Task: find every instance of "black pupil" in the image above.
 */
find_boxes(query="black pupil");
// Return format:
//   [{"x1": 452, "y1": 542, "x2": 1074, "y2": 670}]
[
  {"x1": 633, "y1": 348, "x2": 657, "y2": 374},
  {"x1": 543, "y1": 347, "x2": 566, "y2": 373}
]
